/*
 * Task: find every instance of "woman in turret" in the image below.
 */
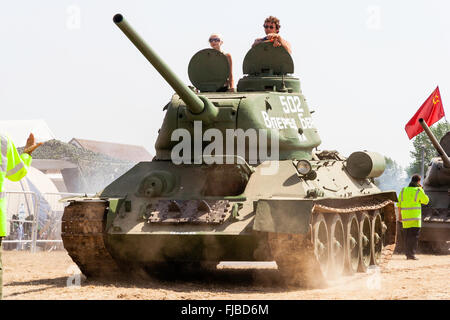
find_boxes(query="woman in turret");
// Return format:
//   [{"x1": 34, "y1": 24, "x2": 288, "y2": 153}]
[{"x1": 208, "y1": 33, "x2": 234, "y2": 91}]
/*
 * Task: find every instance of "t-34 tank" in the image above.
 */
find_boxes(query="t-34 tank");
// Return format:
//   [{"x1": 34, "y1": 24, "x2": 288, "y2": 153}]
[
  {"x1": 61, "y1": 14, "x2": 398, "y2": 287},
  {"x1": 417, "y1": 119, "x2": 450, "y2": 254}
]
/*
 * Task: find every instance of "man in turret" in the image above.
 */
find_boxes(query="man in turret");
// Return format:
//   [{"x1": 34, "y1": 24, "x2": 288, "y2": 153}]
[
  {"x1": 397, "y1": 174, "x2": 429, "y2": 260},
  {"x1": 252, "y1": 16, "x2": 292, "y2": 54}
]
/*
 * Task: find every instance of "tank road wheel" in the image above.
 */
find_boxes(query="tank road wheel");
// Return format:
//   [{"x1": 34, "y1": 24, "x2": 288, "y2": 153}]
[
  {"x1": 370, "y1": 211, "x2": 384, "y2": 265},
  {"x1": 327, "y1": 214, "x2": 345, "y2": 279},
  {"x1": 313, "y1": 213, "x2": 329, "y2": 276},
  {"x1": 343, "y1": 213, "x2": 360, "y2": 275},
  {"x1": 357, "y1": 212, "x2": 372, "y2": 272}
]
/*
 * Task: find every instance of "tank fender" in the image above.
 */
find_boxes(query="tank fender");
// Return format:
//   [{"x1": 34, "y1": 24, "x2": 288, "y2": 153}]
[{"x1": 253, "y1": 199, "x2": 314, "y2": 234}]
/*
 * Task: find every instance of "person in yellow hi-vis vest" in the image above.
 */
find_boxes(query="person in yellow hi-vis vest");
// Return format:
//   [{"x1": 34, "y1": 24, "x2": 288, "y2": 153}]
[
  {"x1": 0, "y1": 133, "x2": 42, "y2": 299},
  {"x1": 398, "y1": 174, "x2": 429, "y2": 260}
]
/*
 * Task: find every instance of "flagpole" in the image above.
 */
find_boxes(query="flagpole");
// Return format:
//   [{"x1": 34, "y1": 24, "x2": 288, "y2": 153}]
[
  {"x1": 440, "y1": 84, "x2": 448, "y2": 131},
  {"x1": 420, "y1": 145, "x2": 425, "y2": 179}
]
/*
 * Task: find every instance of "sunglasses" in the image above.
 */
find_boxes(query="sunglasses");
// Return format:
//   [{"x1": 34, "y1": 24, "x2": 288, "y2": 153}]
[
  {"x1": 263, "y1": 24, "x2": 275, "y2": 29},
  {"x1": 209, "y1": 38, "x2": 221, "y2": 42}
]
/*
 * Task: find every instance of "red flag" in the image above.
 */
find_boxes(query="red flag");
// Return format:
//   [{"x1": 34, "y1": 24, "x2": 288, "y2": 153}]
[{"x1": 405, "y1": 86, "x2": 445, "y2": 139}]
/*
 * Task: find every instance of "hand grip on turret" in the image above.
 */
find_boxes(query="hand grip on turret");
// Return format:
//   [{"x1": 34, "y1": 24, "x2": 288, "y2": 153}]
[
  {"x1": 113, "y1": 14, "x2": 218, "y2": 121},
  {"x1": 419, "y1": 118, "x2": 450, "y2": 168}
]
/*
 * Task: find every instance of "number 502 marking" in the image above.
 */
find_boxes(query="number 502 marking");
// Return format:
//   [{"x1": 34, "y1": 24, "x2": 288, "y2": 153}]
[{"x1": 280, "y1": 96, "x2": 302, "y2": 114}]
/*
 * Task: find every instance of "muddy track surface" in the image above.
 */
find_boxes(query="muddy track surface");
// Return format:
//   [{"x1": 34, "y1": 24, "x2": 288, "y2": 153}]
[
  {"x1": 1, "y1": 251, "x2": 449, "y2": 300},
  {"x1": 5, "y1": 197, "x2": 448, "y2": 300}
]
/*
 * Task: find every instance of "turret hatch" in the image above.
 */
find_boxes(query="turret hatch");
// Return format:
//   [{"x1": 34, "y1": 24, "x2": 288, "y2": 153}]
[
  {"x1": 242, "y1": 42, "x2": 294, "y2": 76},
  {"x1": 188, "y1": 49, "x2": 230, "y2": 92}
]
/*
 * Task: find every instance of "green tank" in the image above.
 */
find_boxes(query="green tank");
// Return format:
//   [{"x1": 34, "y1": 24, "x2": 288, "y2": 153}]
[
  {"x1": 61, "y1": 14, "x2": 398, "y2": 287},
  {"x1": 417, "y1": 119, "x2": 450, "y2": 254}
]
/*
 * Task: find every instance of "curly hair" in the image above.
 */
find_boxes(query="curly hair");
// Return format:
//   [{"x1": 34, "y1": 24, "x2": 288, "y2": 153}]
[{"x1": 264, "y1": 16, "x2": 280, "y2": 33}]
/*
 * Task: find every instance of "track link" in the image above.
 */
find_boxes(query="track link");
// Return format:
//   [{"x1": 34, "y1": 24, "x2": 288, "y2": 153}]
[{"x1": 61, "y1": 200, "x2": 121, "y2": 278}]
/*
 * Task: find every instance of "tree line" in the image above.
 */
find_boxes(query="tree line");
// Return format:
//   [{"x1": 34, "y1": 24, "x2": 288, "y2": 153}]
[{"x1": 374, "y1": 121, "x2": 449, "y2": 192}]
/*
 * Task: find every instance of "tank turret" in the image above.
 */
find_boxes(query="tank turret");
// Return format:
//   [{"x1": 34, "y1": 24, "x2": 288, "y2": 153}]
[
  {"x1": 416, "y1": 118, "x2": 450, "y2": 253},
  {"x1": 419, "y1": 118, "x2": 450, "y2": 187},
  {"x1": 419, "y1": 118, "x2": 450, "y2": 168},
  {"x1": 114, "y1": 14, "x2": 325, "y2": 162}
]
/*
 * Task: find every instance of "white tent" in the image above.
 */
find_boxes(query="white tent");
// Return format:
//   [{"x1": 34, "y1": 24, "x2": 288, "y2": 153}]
[
  {"x1": 0, "y1": 119, "x2": 55, "y2": 146},
  {"x1": 4, "y1": 167, "x2": 61, "y2": 237},
  {"x1": 4, "y1": 166, "x2": 59, "y2": 193}
]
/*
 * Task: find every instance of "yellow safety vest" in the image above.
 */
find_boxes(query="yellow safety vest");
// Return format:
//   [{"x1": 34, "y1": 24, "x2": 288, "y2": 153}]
[
  {"x1": 0, "y1": 134, "x2": 32, "y2": 237},
  {"x1": 398, "y1": 186, "x2": 429, "y2": 229}
]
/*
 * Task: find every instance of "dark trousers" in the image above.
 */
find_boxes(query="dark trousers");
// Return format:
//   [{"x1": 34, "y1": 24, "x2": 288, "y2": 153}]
[{"x1": 404, "y1": 227, "x2": 420, "y2": 258}]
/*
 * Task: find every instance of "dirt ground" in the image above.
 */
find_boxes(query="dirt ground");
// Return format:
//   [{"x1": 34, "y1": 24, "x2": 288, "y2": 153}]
[{"x1": 2, "y1": 250, "x2": 449, "y2": 300}]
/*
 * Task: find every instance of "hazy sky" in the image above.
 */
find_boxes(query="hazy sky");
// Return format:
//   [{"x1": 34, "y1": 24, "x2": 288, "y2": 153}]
[{"x1": 1, "y1": 0, "x2": 449, "y2": 168}]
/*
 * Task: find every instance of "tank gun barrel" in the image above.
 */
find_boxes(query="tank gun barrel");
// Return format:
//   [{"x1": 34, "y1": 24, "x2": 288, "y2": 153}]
[
  {"x1": 113, "y1": 14, "x2": 207, "y2": 115},
  {"x1": 419, "y1": 118, "x2": 450, "y2": 168}
]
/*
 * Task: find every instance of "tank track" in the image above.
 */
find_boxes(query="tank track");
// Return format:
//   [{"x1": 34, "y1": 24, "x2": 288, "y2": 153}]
[
  {"x1": 61, "y1": 198, "x2": 396, "y2": 286},
  {"x1": 268, "y1": 199, "x2": 396, "y2": 288},
  {"x1": 61, "y1": 200, "x2": 121, "y2": 278}
]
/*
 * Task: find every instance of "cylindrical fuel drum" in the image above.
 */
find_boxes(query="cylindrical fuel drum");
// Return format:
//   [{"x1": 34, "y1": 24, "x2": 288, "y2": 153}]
[{"x1": 346, "y1": 151, "x2": 386, "y2": 179}]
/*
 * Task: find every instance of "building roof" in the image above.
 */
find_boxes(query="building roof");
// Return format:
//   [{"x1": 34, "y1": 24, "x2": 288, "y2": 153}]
[
  {"x1": 31, "y1": 159, "x2": 78, "y2": 171},
  {"x1": 26, "y1": 139, "x2": 135, "y2": 194},
  {"x1": 69, "y1": 138, "x2": 152, "y2": 162},
  {"x1": 0, "y1": 119, "x2": 56, "y2": 147}
]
